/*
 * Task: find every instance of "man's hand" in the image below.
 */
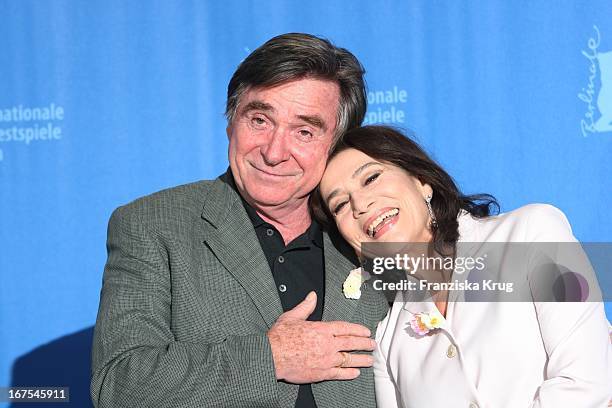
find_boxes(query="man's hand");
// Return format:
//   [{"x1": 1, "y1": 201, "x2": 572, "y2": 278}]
[{"x1": 267, "y1": 291, "x2": 376, "y2": 384}]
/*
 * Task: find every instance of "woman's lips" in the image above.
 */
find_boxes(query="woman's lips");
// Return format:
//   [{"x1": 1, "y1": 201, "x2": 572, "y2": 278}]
[
  {"x1": 364, "y1": 207, "x2": 400, "y2": 238},
  {"x1": 372, "y1": 213, "x2": 399, "y2": 238}
]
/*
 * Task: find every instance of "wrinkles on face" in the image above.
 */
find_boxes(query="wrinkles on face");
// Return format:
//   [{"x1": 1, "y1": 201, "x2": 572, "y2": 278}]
[
  {"x1": 320, "y1": 148, "x2": 433, "y2": 255},
  {"x1": 227, "y1": 79, "x2": 340, "y2": 211}
]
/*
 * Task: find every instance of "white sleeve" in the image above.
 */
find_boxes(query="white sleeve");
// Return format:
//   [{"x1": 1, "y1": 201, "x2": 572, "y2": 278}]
[
  {"x1": 522, "y1": 205, "x2": 612, "y2": 407},
  {"x1": 373, "y1": 310, "x2": 403, "y2": 408}
]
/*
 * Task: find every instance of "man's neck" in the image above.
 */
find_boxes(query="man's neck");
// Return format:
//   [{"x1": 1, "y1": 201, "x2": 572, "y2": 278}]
[{"x1": 253, "y1": 199, "x2": 312, "y2": 245}]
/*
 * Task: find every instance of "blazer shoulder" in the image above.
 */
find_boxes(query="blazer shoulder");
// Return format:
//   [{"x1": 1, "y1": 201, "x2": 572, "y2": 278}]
[
  {"x1": 503, "y1": 204, "x2": 572, "y2": 235},
  {"x1": 505, "y1": 203, "x2": 569, "y2": 222},
  {"x1": 466, "y1": 203, "x2": 575, "y2": 242},
  {"x1": 109, "y1": 179, "x2": 215, "y2": 227}
]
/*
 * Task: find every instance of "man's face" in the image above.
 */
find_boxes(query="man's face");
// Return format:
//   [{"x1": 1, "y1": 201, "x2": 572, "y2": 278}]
[{"x1": 227, "y1": 78, "x2": 340, "y2": 209}]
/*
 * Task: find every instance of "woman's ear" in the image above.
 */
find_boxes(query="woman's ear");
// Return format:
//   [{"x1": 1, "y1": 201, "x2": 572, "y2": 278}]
[{"x1": 416, "y1": 179, "x2": 433, "y2": 198}]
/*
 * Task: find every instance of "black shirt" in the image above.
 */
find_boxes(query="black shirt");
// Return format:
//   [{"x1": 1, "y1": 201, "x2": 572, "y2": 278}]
[{"x1": 225, "y1": 173, "x2": 325, "y2": 408}]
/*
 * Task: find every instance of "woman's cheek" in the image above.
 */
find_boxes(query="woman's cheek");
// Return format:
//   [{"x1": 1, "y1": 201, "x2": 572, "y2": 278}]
[
  {"x1": 350, "y1": 240, "x2": 362, "y2": 256},
  {"x1": 336, "y1": 216, "x2": 362, "y2": 252},
  {"x1": 349, "y1": 233, "x2": 363, "y2": 254}
]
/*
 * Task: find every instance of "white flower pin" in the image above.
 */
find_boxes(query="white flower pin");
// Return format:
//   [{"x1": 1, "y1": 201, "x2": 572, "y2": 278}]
[
  {"x1": 343, "y1": 267, "x2": 371, "y2": 299},
  {"x1": 409, "y1": 309, "x2": 445, "y2": 336}
]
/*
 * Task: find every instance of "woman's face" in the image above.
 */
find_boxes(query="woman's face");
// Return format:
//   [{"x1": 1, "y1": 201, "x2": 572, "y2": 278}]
[{"x1": 319, "y1": 148, "x2": 433, "y2": 256}]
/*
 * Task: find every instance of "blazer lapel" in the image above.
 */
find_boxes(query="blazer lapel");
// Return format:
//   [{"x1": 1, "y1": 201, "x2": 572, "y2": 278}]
[
  {"x1": 200, "y1": 175, "x2": 283, "y2": 329},
  {"x1": 321, "y1": 232, "x2": 361, "y2": 322}
]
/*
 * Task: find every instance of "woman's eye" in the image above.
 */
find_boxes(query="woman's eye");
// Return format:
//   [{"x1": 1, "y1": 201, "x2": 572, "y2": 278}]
[
  {"x1": 365, "y1": 172, "x2": 380, "y2": 185},
  {"x1": 333, "y1": 201, "x2": 347, "y2": 214}
]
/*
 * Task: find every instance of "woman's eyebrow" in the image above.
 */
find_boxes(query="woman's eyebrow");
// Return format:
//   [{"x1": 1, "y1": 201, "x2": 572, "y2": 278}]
[
  {"x1": 325, "y1": 161, "x2": 380, "y2": 204},
  {"x1": 326, "y1": 189, "x2": 342, "y2": 205},
  {"x1": 352, "y1": 161, "x2": 379, "y2": 178}
]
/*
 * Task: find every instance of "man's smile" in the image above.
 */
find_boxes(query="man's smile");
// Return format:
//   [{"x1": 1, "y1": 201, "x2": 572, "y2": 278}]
[{"x1": 249, "y1": 161, "x2": 300, "y2": 178}]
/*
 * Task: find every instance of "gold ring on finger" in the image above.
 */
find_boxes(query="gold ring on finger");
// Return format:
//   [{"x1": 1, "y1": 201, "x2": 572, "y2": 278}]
[{"x1": 339, "y1": 351, "x2": 350, "y2": 368}]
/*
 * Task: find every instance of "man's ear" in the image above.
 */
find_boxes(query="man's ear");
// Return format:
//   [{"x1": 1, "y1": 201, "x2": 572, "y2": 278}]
[{"x1": 226, "y1": 125, "x2": 232, "y2": 140}]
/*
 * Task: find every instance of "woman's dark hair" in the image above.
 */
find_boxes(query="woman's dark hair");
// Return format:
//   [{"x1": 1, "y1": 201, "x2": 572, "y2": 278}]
[{"x1": 310, "y1": 125, "x2": 499, "y2": 248}]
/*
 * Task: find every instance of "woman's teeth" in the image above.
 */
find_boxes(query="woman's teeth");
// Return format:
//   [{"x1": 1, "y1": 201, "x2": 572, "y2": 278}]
[{"x1": 367, "y1": 208, "x2": 399, "y2": 237}]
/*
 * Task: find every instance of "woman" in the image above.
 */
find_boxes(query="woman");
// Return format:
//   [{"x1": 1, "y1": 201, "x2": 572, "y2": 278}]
[{"x1": 310, "y1": 125, "x2": 611, "y2": 407}]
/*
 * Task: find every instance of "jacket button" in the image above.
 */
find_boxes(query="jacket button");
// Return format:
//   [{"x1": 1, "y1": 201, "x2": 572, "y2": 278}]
[{"x1": 446, "y1": 344, "x2": 457, "y2": 358}]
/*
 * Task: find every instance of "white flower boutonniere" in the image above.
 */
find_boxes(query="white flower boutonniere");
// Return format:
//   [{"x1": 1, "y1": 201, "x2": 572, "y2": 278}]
[
  {"x1": 343, "y1": 267, "x2": 371, "y2": 299},
  {"x1": 409, "y1": 309, "x2": 445, "y2": 336}
]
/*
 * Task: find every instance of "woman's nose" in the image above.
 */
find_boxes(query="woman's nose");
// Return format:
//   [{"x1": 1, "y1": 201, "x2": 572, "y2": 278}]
[{"x1": 351, "y1": 193, "x2": 374, "y2": 218}]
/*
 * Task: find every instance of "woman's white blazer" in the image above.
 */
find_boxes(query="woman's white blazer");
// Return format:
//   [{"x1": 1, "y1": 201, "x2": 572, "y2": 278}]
[{"x1": 373, "y1": 204, "x2": 611, "y2": 408}]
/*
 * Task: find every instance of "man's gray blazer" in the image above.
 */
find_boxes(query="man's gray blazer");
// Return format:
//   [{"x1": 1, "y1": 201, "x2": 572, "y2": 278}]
[{"x1": 91, "y1": 173, "x2": 389, "y2": 407}]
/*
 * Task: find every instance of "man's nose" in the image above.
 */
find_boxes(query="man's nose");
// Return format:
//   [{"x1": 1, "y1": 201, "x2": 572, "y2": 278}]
[{"x1": 260, "y1": 128, "x2": 290, "y2": 166}]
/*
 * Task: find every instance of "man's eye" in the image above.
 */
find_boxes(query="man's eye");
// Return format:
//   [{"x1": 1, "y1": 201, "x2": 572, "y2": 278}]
[
  {"x1": 333, "y1": 201, "x2": 347, "y2": 215},
  {"x1": 298, "y1": 129, "x2": 313, "y2": 139},
  {"x1": 251, "y1": 117, "x2": 267, "y2": 127},
  {"x1": 365, "y1": 172, "x2": 380, "y2": 185}
]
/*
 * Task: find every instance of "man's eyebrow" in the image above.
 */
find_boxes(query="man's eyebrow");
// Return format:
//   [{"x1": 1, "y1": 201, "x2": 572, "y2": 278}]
[
  {"x1": 325, "y1": 161, "x2": 380, "y2": 204},
  {"x1": 240, "y1": 100, "x2": 274, "y2": 114},
  {"x1": 297, "y1": 114, "x2": 327, "y2": 130}
]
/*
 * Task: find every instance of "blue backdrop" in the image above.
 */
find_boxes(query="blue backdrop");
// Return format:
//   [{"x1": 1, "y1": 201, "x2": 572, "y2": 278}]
[{"x1": 1, "y1": 1, "x2": 610, "y2": 406}]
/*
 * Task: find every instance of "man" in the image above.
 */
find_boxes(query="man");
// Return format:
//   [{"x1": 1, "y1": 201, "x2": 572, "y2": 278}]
[{"x1": 91, "y1": 33, "x2": 389, "y2": 407}]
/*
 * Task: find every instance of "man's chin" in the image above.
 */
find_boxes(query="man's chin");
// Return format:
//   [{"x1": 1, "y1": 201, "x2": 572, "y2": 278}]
[{"x1": 247, "y1": 191, "x2": 301, "y2": 208}]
